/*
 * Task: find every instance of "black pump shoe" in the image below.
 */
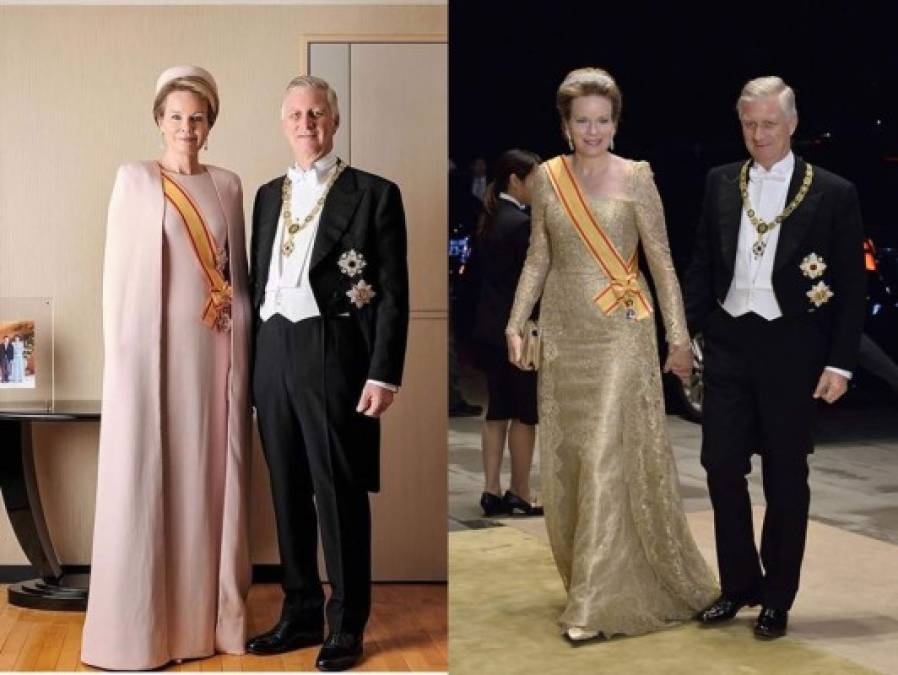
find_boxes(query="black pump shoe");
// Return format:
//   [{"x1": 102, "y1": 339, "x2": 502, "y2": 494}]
[
  {"x1": 480, "y1": 491, "x2": 507, "y2": 516},
  {"x1": 503, "y1": 490, "x2": 544, "y2": 516}
]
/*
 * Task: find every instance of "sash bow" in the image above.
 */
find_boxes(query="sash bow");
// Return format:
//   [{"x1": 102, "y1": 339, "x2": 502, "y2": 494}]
[{"x1": 201, "y1": 284, "x2": 233, "y2": 329}]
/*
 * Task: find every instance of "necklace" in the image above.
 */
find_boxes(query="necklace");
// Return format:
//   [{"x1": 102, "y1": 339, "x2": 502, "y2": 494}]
[
  {"x1": 280, "y1": 159, "x2": 346, "y2": 257},
  {"x1": 739, "y1": 160, "x2": 813, "y2": 259}
]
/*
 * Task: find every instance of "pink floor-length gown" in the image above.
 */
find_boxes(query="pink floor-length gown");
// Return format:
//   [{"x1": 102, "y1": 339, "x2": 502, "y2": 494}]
[{"x1": 82, "y1": 168, "x2": 244, "y2": 670}]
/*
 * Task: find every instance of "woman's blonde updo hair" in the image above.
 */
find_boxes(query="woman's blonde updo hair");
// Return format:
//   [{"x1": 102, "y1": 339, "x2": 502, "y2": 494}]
[{"x1": 556, "y1": 67, "x2": 622, "y2": 125}]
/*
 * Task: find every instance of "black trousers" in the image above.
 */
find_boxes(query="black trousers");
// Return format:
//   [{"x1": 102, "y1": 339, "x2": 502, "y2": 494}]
[
  {"x1": 253, "y1": 315, "x2": 372, "y2": 634},
  {"x1": 701, "y1": 309, "x2": 826, "y2": 610}
]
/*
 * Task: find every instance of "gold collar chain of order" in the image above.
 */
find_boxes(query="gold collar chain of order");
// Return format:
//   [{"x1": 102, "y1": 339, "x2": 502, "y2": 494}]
[
  {"x1": 280, "y1": 159, "x2": 346, "y2": 257},
  {"x1": 739, "y1": 160, "x2": 813, "y2": 258}
]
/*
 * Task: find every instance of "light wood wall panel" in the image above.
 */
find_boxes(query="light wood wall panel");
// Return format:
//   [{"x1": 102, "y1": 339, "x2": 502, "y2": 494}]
[
  {"x1": 0, "y1": 4, "x2": 446, "y2": 581},
  {"x1": 309, "y1": 43, "x2": 351, "y2": 161},
  {"x1": 309, "y1": 41, "x2": 448, "y2": 578},
  {"x1": 349, "y1": 43, "x2": 448, "y2": 313}
]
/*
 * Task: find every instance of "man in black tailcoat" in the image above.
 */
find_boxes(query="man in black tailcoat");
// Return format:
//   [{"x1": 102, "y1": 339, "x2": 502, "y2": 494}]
[
  {"x1": 685, "y1": 76, "x2": 865, "y2": 639},
  {"x1": 246, "y1": 75, "x2": 408, "y2": 672}
]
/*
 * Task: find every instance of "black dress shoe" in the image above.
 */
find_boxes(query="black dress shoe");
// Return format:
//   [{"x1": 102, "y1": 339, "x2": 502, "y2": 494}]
[
  {"x1": 315, "y1": 633, "x2": 363, "y2": 672},
  {"x1": 697, "y1": 594, "x2": 761, "y2": 623},
  {"x1": 449, "y1": 401, "x2": 483, "y2": 417},
  {"x1": 503, "y1": 490, "x2": 544, "y2": 517},
  {"x1": 480, "y1": 491, "x2": 507, "y2": 516},
  {"x1": 246, "y1": 618, "x2": 324, "y2": 655},
  {"x1": 754, "y1": 607, "x2": 788, "y2": 639}
]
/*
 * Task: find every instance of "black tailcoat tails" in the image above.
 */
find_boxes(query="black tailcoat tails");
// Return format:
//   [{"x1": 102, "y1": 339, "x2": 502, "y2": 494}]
[
  {"x1": 250, "y1": 165, "x2": 409, "y2": 634},
  {"x1": 684, "y1": 156, "x2": 864, "y2": 610}
]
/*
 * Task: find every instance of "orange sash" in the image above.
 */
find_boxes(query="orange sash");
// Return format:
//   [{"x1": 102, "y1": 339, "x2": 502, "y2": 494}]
[
  {"x1": 161, "y1": 172, "x2": 232, "y2": 330},
  {"x1": 544, "y1": 156, "x2": 652, "y2": 321}
]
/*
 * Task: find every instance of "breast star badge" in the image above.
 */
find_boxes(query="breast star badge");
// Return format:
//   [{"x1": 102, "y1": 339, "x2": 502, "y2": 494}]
[
  {"x1": 338, "y1": 249, "x2": 367, "y2": 278},
  {"x1": 800, "y1": 253, "x2": 827, "y2": 280},
  {"x1": 346, "y1": 279, "x2": 376, "y2": 308},
  {"x1": 806, "y1": 280, "x2": 834, "y2": 307}
]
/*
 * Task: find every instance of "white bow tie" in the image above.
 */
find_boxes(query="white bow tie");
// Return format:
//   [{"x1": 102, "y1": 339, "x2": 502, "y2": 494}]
[
  {"x1": 749, "y1": 164, "x2": 788, "y2": 182},
  {"x1": 287, "y1": 165, "x2": 321, "y2": 185}
]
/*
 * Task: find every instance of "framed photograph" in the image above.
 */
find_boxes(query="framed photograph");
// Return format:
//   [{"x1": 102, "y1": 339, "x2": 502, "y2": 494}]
[
  {"x1": 0, "y1": 298, "x2": 54, "y2": 408},
  {"x1": 0, "y1": 319, "x2": 35, "y2": 389}
]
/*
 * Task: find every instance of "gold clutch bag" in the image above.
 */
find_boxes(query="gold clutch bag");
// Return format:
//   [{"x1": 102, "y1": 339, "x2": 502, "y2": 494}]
[{"x1": 520, "y1": 319, "x2": 541, "y2": 371}]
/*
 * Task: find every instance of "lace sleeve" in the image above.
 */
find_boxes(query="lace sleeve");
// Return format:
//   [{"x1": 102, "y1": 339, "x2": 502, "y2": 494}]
[
  {"x1": 506, "y1": 167, "x2": 551, "y2": 335},
  {"x1": 632, "y1": 161, "x2": 689, "y2": 347}
]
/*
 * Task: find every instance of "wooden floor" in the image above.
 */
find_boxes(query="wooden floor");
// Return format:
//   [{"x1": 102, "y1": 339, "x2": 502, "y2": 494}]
[{"x1": 0, "y1": 583, "x2": 447, "y2": 672}]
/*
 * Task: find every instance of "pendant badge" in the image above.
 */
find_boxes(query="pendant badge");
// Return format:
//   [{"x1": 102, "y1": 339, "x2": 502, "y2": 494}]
[{"x1": 752, "y1": 240, "x2": 766, "y2": 259}]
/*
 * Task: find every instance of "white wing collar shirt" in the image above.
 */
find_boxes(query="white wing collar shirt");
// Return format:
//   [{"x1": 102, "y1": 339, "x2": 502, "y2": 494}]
[
  {"x1": 259, "y1": 152, "x2": 400, "y2": 391},
  {"x1": 259, "y1": 152, "x2": 339, "y2": 323},
  {"x1": 722, "y1": 151, "x2": 850, "y2": 378},
  {"x1": 723, "y1": 151, "x2": 793, "y2": 321}
]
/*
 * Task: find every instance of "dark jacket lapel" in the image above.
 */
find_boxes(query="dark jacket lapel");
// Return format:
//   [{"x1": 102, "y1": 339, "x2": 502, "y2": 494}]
[
  {"x1": 253, "y1": 180, "x2": 283, "y2": 306},
  {"x1": 310, "y1": 167, "x2": 364, "y2": 271},
  {"x1": 718, "y1": 169, "x2": 743, "y2": 273},
  {"x1": 773, "y1": 156, "x2": 822, "y2": 272}
]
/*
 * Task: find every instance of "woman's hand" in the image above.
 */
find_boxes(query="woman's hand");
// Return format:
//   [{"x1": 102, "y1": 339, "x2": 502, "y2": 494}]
[
  {"x1": 506, "y1": 332, "x2": 525, "y2": 369},
  {"x1": 663, "y1": 342, "x2": 694, "y2": 385}
]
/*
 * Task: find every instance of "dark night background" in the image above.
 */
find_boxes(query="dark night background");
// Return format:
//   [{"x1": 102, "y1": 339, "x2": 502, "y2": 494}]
[{"x1": 449, "y1": 0, "x2": 898, "y2": 265}]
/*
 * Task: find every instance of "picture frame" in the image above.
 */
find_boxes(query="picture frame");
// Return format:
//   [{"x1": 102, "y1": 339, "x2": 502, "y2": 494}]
[{"x1": 0, "y1": 297, "x2": 54, "y2": 409}]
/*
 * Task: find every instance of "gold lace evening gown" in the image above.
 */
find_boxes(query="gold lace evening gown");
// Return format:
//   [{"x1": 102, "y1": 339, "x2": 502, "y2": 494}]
[{"x1": 507, "y1": 158, "x2": 719, "y2": 636}]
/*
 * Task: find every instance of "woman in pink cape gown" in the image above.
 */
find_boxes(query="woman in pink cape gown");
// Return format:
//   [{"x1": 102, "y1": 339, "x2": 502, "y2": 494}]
[{"x1": 81, "y1": 65, "x2": 252, "y2": 670}]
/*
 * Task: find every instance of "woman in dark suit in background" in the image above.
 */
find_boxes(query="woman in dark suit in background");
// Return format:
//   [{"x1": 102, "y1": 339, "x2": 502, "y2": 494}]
[{"x1": 472, "y1": 149, "x2": 543, "y2": 516}]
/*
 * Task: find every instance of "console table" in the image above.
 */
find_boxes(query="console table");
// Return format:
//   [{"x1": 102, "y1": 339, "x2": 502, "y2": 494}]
[{"x1": 0, "y1": 400, "x2": 100, "y2": 610}]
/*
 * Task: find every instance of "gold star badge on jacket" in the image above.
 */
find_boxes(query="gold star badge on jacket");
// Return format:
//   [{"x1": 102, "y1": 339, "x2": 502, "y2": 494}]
[
  {"x1": 347, "y1": 279, "x2": 376, "y2": 308},
  {"x1": 807, "y1": 280, "x2": 834, "y2": 307}
]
